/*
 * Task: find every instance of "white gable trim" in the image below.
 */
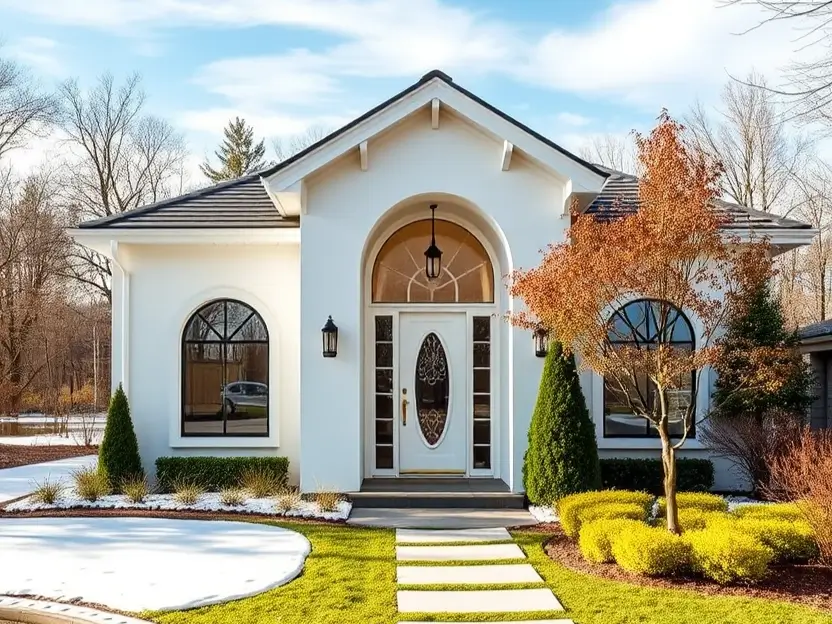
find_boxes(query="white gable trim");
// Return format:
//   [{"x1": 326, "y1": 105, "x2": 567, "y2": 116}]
[{"x1": 263, "y1": 77, "x2": 607, "y2": 202}]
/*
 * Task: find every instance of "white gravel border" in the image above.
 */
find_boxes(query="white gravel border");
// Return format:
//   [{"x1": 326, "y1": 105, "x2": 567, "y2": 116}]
[{"x1": 6, "y1": 489, "x2": 352, "y2": 521}]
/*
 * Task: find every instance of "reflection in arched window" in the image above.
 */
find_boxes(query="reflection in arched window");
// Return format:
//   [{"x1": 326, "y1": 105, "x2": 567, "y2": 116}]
[
  {"x1": 182, "y1": 299, "x2": 269, "y2": 437},
  {"x1": 372, "y1": 220, "x2": 494, "y2": 303},
  {"x1": 603, "y1": 299, "x2": 695, "y2": 439}
]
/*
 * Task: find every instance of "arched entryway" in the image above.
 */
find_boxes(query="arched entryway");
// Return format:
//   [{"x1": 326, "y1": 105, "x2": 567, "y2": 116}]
[{"x1": 362, "y1": 197, "x2": 507, "y2": 478}]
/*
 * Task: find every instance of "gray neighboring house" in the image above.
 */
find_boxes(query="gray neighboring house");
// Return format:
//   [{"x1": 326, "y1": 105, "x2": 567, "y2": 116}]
[{"x1": 799, "y1": 320, "x2": 832, "y2": 429}]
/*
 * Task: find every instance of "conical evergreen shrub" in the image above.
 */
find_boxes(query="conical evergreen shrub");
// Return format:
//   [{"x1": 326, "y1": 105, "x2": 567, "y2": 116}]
[
  {"x1": 524, "y1": 341, "x2": 601, "y2": 505},
  {"x1": 98, "y1": 384, "x2": 143, "y2": 491}
]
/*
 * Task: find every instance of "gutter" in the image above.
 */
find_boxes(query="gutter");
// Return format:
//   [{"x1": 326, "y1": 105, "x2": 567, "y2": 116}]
[{"x1": 111, "y1": 241, "x2": 130, "y2": 395}]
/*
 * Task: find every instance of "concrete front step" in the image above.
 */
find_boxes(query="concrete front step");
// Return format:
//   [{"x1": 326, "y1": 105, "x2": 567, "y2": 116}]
[
  {"x1": 396, "y1": 543, "x2": 526, "y2": 562},
  {"x1": 350, "y1": 491, "x2": 525, "y2": 508},
  {"x1": 348, "y1": 507, "x2": 537, "y2": 528},
  {"x1": 397, "y1": 588, "x2": 563, "y2": 613},
  {"x1": 397, "y1": 563, "x2": 542, "y2": 584},
  {"x1": 396, "y1": 527, "x2": 512, "y2": 543}
]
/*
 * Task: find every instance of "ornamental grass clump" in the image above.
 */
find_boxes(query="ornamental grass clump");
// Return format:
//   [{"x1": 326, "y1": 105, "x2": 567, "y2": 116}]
[
  {"x1": 172, "y1": 478, "x2": 204, "y2": 506},
  {"x1": 275, "y1": 489, "x2": 302, "y2": 513},
  {"x1": 240, "y1": 466, "x2": 283, "y2": 498},
  {"x1": 611, "y1": 524, "x2": 692, "y2": 576},
  {"x1": 579, "y1": 518, "x2": 645, "y2": 563},
  {"x1": 31, "y1": 477, "x2": 63, "y2": 505},
  {"x1": 737, "y1": 518, "x2": 818, "y2": 563},
  {"x1": 72, "y1": 466, "x2": 111, "y2": 502},
  {"x1": 121, "y1": 474, "x2": 150, "y2": 503},
  {"x1": 685, "y1": 527, "x2": 773, "y2": 584},
  {"x1": 558, "y1": 490, "x2": 654, "y2": 539},
  {"x1": 219, "y1": 488, "x2": 247, "y2": 506},
  {"x1": 314, "y1": 489, "x2": 343, "y2": 513}
]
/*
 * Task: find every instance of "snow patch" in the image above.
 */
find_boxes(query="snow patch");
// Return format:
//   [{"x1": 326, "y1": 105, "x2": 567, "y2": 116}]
[
  {"x1": 528, "y1": 505, "x2": 559, "y2": 523},
  {"x1": 7, "y1": 490, "x2": 352, "y2": 521}
]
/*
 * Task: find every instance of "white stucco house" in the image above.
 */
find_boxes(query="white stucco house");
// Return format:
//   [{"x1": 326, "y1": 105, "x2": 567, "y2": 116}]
[{"x1": 70, "y1": 70, "x2": 816, "y2": 495}]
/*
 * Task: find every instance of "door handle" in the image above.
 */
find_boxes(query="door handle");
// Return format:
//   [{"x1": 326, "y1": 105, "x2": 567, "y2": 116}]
[{"x1": 401, "y1": 388, "x2": 408, "y2": 426}]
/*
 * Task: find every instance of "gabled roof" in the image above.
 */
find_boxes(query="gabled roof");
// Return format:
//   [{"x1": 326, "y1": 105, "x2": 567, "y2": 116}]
[
  {"x1": 77, "y1": 172, "x2": 297, "y2": 229},
  {"x1": 586, "y1": 166, "x2": 812, "y2": 231},
  {"x1": 800, "y1": 319, "x2": 832, "y2": 340},
  {"x1": 260, "y1": 69, "x2": 607, "y2": 180}
]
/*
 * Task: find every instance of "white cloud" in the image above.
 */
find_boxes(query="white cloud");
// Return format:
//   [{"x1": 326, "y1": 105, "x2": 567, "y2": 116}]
[
  {"x1": 518, "y1": 0, "x2": 814, "y2": 110},
  {"x1": 6, "y1": 36, "x2": 64, "y2": 76},
  {"x1": 556, "y1": 112, "x2": 592, "y2": 127},
  {"x1": 179, "y1": 107, "x2": 350, "y2": 139}
]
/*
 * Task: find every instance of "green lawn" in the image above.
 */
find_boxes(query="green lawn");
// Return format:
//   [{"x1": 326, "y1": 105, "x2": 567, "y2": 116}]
[{"x1": 143, "y1": 520, "x2": 832, "y2": 624}]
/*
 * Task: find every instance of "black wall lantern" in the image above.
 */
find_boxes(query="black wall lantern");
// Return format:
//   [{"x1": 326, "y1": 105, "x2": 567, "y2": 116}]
[
  {"x1": 424, "y1": 203, "x2": 443, "y2": 280},
  {"x1": 534, "y1": 326, "x2": 549, "y2": 358},
  {"x1": 322, "y1": 316, "x2": 338, "y2": 358}
]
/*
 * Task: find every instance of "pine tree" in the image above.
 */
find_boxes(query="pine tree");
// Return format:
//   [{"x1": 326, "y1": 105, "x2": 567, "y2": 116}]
[
  {"x1": 200, "y1": 117, "x2": 266, "y2": 182},
  {"x1": 524, "y1": 341, "x2": 601, "y2": 505},
  {"x1": 713, "y1": 283, "x2": 813, "y2": 418},
  {"x1": 98, "y1": 384, "x2": 143, "y2": 491}
]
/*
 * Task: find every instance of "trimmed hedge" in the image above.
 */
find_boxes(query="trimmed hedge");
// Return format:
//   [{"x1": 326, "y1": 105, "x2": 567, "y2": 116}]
[
  {"x1": 657, "y1": 492, "x2": 728, "y2": 515},
  {"x1": 579, "y1": 518, "x2": 644, "y2": 563},
  {"x1": 155, "y1": 456, "x2": 289, "y2": 492},
  {"x1": 737, "y1": 518, "x2": 818, "y2": 563},
  {"x1": 600, "y1": 458, "x2": 714, "y2": 494},
  {"x1": 732, "y1": 503, "x2": 804, "y2": 523},
  {"x1": 558, "y1": 490, "x2": 654, "y2": 538},
  {"x1": 663, "y1": 508, "x2": 733, "y2": 532},
  {"x1": 612, "y1": 524, "x2": 692, "y2": 576},
  {"x1": 685, "y1": 527, "x2": 773, "y2": 584}
]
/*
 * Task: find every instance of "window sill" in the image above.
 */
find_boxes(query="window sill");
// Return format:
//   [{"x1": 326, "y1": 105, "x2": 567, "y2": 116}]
[
  {"x1": 598, "y1": 438, "x2": 704, "y2": 451},
  {"x1": 169, "y1": 435, "x2": 279, "y2": 449}
]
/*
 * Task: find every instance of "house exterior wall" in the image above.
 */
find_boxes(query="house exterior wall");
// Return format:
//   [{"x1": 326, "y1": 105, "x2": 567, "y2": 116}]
[
  {"x1": 117, "y1": 242, "x2": 301, "y2": 483},
  {"x1": 298, "y1": 109, "x2": 569, "y2": 493}
]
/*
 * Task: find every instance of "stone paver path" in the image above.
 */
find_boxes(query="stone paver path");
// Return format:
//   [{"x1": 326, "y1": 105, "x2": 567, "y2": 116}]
[{"x1": 395, "y1": 527, "x2": 572, "y2": 623}]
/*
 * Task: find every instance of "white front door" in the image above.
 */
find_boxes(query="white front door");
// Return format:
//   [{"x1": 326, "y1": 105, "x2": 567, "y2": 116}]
[{"x1": 398, "y1": 312, "x2": 467, "y2": 474}]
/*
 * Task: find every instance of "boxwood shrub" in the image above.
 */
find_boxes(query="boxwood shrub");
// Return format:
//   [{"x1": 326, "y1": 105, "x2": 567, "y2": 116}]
[
  {"x1": 557, "y1": 490, "x2": 654, "y2": 538},
  {"x1": 657, "y1": 492, "x2": 728, "y2": 515},
  {"x1": 611, "y1": 524, "x2": 692, "y2": 576},
  {"x1": 155, "y1": 456, "x2": 289, "y2": 492},
  {"x1": 732, "y1": 503, "x2": 804, "y2": 523},
  {"x1": 685, "y1": 527, "x2": 773, "y2": 584},
  {"x1": 737, "y1": 518, "x2": 818, "y2": 563},
  {"x1": 600, "y1": 458, "x2": 714, "y2": 494},
  {"x1": 579, "y1": 518, "x2": 645, "y2": 563}
]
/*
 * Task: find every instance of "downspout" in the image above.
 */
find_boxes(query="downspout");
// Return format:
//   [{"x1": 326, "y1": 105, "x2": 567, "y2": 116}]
[{"x1": 110, "y1": 241, "x2": 130, "y2": 396}]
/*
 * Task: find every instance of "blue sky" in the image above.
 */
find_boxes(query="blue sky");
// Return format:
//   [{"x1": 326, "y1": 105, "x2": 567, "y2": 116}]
[{"x1": 0, "y1": 0, "x2": 810, "y2": 181}]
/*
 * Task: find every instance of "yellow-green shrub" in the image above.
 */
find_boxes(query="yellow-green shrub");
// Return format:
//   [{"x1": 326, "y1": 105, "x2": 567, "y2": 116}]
[
  {"x1": 611, "y1": 524, "x2": 692, "y2": 576},
  {"x1": 732, "y1": 503, "x2": 803, "y2": 523},
  {"x1": 662, "y1": 508, "x2": 733, "y2": 531},
  {"x1": 579, "y1": 518, "x2": 644, "y2": 563},
  {"x1": 738, "y1": 518, "x2": 818, "y2": 563},
  {"x1": 558, "y1": 490, "x2": 654, "y2": 538},
  {"x1": 657, "y1": 492, "x2": 727, "y2": 515},
  {"x1": 685, "y1": 527, "x2": 772, "y2": 584}
]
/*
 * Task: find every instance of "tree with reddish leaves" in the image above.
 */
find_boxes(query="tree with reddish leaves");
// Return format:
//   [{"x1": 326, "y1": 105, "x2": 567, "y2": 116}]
[{"x1": 509, "y1": 112, "x2": 781, "y2": 533}]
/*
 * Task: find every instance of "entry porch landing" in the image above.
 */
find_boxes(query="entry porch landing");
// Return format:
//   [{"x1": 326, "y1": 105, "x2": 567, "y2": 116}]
[{"x1": 352, "y1": 478, "x2": 525, "y2": 509}]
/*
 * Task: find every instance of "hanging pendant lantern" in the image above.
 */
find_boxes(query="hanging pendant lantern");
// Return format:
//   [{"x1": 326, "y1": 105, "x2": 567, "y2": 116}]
[
  {"x1": 534, "y1": 326, "x2": 549, "y2": 358},
  {"x1": 424, "y1": 203, "x2": 443, "y2": 280}
]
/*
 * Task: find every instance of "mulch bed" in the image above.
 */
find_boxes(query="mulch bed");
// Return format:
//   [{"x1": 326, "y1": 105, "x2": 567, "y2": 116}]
[
  {"x1": 0, "y1": 444, "x2": 96, "y2": 470},
  {"x1": 0, "y1": 507, "x2": 347, "y2": 526},
  {"x1": 542, "y1": 525, "x2": 832, "y2": 611}
]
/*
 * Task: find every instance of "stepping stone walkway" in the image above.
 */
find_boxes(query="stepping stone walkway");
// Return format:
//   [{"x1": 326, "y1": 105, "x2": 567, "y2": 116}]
[{"x1": 395, "y1": 527, "x2": 573, "y2": 623}]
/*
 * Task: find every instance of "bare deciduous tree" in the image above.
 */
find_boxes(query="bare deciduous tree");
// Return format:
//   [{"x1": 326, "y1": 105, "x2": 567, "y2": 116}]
[
  {"x1": 58, "y1": 73, "x2": 186, "y2": 301},
  {"x1": 577, "y1": 133, "x2": 638, "y2": 174},
  {"x1": 272, "y1": 125, "x2": 331, "y2": 163},
  {"x1": 0, "y1": 54, "x2": 57, "y2": 160},
  {"x1": 0, "y1": 169, "x2": 68, "y2": 414},
  {"x1": 686, "y1": 73, "x2": 809, "y2": 213}
]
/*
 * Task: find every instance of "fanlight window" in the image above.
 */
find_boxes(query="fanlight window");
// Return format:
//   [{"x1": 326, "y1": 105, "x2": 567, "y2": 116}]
[
  {"x1": 603, "y1": 299, "x2": 695, "y2": 438},
  {"x1": 372, "y1": 219, "x2": 494, "y2": 303},
  {"x1": 182, "y1": 299, "x2": 269, "y2": 437}
]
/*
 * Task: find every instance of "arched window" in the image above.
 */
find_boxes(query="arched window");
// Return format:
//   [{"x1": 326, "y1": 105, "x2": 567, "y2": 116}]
[
  {"x1": 182, "y1": 299, "x2": 269, "y2": 437},
  {"x1": 372, "y1": 219, "x2": 494, "y2": 303},
  {"x1": 603, "y1": 299, "x2": 695, "y2": 438}
]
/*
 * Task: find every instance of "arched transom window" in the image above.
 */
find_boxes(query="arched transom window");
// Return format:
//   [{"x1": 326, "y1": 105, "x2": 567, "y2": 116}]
[
  {"x1": 603, "y1": 299, "x2": 695, "y2": 438},
  {"x1": 182, "y1": 299, "x2": 269, "y2": 437},
  {"x1": 372, "y1": 219, "x2": 494, "y2": 303}
]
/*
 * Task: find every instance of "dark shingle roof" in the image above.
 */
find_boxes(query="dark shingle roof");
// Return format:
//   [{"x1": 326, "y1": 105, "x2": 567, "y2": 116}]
[
  {"x1": 586, "y1": 166, "x2": 811, "y2": 230},
  {"x1": 800, "y1": 319, "x2": 832, "y2": 340},
  {"x1": 78, "y1": 173, "x2": 296, "y2": 229}
]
